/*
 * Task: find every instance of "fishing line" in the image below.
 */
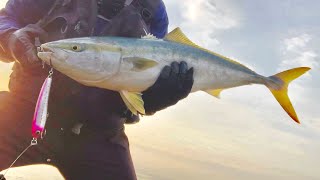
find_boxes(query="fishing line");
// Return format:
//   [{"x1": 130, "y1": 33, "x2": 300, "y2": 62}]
[{"x1": 0, "y1": 139, "x2": 38, "y2": 180}]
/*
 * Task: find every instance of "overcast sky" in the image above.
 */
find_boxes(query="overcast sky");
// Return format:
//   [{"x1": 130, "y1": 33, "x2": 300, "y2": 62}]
[{"x1": 0, "y1": 0, "x2": 319, "y2": 179}]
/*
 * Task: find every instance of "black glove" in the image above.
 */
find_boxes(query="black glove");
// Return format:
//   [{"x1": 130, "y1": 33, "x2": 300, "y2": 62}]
[
  {"x1": 8, "y1": 24, "x2": 47, "y2": 69},
  {"x1": 143, "y1": 61, "x2": 194, "y2": 115}
]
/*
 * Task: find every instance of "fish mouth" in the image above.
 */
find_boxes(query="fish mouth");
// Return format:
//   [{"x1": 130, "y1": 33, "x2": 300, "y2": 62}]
[
  {"x1": 37, "y1": 44, "x2": 54, "y2": 64},
  {"x1": 37, "y1": 44, "x2": 54, "y2": 54}
]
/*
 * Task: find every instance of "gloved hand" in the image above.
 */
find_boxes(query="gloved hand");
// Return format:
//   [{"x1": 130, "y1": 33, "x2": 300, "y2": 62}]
[
  {"x1": 142, "y1": 61, "x2": 194, "y2": 115},
  {"x1": 8, "y1": 24, "x2": 47, "y2": 69}
]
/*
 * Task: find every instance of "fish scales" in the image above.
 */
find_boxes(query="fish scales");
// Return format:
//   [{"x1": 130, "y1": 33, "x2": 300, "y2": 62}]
[
  {"x1": 37, "y1": 28, "x2": 310, "y2": 123},
  {"x1": 99, "y1": 36, "x2": 260, "y2": 92}
]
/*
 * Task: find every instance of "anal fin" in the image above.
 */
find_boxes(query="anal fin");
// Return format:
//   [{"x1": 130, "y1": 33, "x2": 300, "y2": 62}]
[
  {"x1": 205, "y1": 89, "x2": 224, "y2": 99},
  {"x1": 119, "y1": 91, "x2": 145, "y2": 115}
]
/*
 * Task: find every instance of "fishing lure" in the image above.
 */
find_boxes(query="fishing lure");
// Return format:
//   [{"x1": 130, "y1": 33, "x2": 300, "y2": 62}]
[
  {"x1": 1, "y1": 69, "x2": 53, "y2": 179},
  {"x1": 32, "y1": 69, "x2": 53, "y2": 139}
]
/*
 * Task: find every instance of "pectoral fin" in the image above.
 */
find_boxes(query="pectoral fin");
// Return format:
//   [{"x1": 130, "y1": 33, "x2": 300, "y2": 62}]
[
  {"x1": 119, "y1": 90, "x2": 145, "y2": 115},
  {"x1": 205, "y1": 89, "x2": 224, "y2": 99},
  {"x1": 124, "y1": 57, "x2": 158, "y2": 72}
]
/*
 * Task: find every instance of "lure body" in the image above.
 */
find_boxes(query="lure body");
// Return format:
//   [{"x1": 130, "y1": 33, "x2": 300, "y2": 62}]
[{"x1": 32, "y1": 76, "x2": 52, "y2": 138}]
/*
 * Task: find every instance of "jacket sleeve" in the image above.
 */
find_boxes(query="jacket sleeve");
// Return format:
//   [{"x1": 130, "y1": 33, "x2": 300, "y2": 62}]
[
  {"x1": 150, "y1": 1, "x2": 169, "y2": 39},
  {"x1": 0, "y1": 0, "x2": 53, "y2": 62}
]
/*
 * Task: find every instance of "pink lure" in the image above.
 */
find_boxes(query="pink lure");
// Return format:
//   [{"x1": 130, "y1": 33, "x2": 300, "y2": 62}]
[{"x1": 32, "y1": 76, "x2": 52, "y2": 138}]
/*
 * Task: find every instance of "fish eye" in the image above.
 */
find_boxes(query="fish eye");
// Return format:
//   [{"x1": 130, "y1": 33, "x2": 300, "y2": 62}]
[{"x1": 71, "y1": 44, "x2": 83, "y2": 52}]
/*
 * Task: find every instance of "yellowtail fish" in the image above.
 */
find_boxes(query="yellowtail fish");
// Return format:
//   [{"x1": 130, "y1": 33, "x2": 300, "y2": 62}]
[{"x1": 38, "y1": 28, "x2": 310, "y2": 123}]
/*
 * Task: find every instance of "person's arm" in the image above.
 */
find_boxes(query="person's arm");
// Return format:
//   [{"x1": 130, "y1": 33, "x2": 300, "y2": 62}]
[
  {"x1": 0, "y1": 0, "x2": 52, "y2": 63},
  {"x1": 0, "y1": 1, "x2": 24, "y2": 62}
]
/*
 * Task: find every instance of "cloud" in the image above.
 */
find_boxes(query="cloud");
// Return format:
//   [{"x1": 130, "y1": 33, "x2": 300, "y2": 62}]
[
  {"x1": 280, "y1": 34, "x2": 318, "y2": 70},
  {"x1": 164, "y1": 0, "x2": 240, "y2": 48},
  {"x1": 284, "y1": 34, "x2": 311, "y2": 52},
  {"x1": 127, "y1": 92, "x2": 320, "y2": 180},
  {"x1": 277, "y1": 34, "x2": 320, "y2": 131},
  {"x1": 281, "y1": 51, "x2": 318, "y2": 69}
]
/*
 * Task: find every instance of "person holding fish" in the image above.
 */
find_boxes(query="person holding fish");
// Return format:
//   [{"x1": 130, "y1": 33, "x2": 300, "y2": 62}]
[{"x1": 0, "y1": 0, "x2": 194, "y2": 179}]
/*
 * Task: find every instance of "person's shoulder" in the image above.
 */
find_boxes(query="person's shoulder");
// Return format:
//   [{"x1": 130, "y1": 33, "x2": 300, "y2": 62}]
[
  {"x1": 150, "y1": 0, "x2": 168, "y2": 38},
  {"x1": 153, "y1": 0, "x2": 168, "y2": 23},
  {"x1": 6, "y1": 0, "x2": 54, "y2": 24}
]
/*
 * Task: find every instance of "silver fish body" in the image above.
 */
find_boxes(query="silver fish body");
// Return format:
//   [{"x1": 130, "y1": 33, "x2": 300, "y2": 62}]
[
  {"x1": 39, "y1": 36, "x2": 264, "y2": 92},
  {"x1": 37, "y1": 28, "x2": 310, "y2": 123}
]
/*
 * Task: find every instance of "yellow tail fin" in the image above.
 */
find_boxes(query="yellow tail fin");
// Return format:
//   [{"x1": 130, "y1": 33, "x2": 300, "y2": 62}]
[{"x1": 267, "y1": 67, "x2": 311, "y2": 123}]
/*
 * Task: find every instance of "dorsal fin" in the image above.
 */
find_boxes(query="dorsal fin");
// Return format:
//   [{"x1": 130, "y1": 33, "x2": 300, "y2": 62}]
[
  {"x1": 164, "y1": 28, "x2": 248, "y2": 68},
  {"x1": 141, "y1": 33, "x2": 158, "y2": 40},
  {"x1": 164, "y1": 28, "x2": 199, "y2": 47}
]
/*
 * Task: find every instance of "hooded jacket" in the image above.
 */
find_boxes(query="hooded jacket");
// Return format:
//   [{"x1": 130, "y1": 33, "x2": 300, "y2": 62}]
[{"x1": 0, "y1": 0, "x2": 169, "y2": 130}]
